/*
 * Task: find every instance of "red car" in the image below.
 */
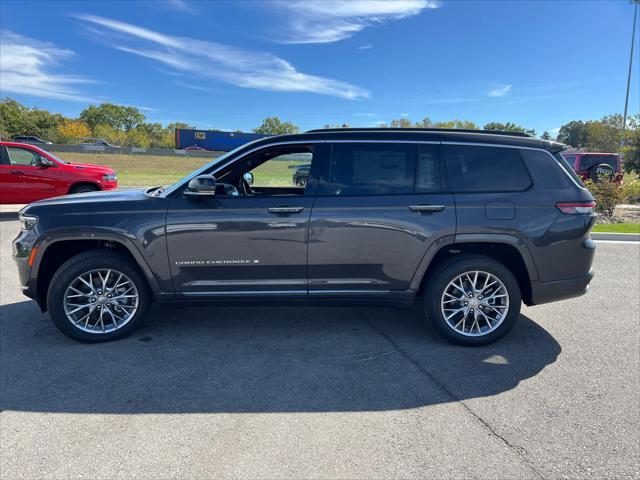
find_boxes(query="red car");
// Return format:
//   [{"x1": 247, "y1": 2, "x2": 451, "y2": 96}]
[
  {"x1": 0, "y1": 142, "x2": 118, "y2": 204},
  {"x1": 562, "y1": 151, "x2": 623, "y2": 183}
]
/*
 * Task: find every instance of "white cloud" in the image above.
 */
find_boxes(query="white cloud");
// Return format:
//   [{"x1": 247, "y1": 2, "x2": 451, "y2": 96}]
[
  {"x1": 357, "y1": 44, "x2": 373, "y2": 50},
  {"x1": 550, "y1": 127, "x2": 560, "y2": 134},
  {"x1": 489, "y1": 84, "x2": 512, "y2": 97},
  {"x1": 400, "y1": 112, "x2": 410, "y2": 117},
  {"x1": 75, "y1": 14, "x2": 369, "y2": 100},
  {"x1": 0, "y1": 31, "x2": 97, "y2": 102},
  {"x1": 165, "y1": 0, "x2": 196, "y2": 15},
  {"x1": 273, "y1": 0, "x2": 439, "y2": 44}
]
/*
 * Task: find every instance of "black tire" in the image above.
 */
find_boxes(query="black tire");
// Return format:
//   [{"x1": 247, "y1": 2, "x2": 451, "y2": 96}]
[
  {"x1": 47, "y1": 250, "x2": 150, "y2": 343},
  {"x1": 70, "y1": 184, "x2": 99, "y2": 194},
  {"x1": 424, "y1": 255, "x2": 521, "y2": 346}
]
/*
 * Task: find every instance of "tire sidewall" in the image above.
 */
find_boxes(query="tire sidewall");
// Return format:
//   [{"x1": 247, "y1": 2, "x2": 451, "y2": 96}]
[
  {"x1": 425, "y1": 256, "x2": 521, "y2": 346},
  {"x1": 47, "y1": 252, "x2": 149, "y2": 343}
]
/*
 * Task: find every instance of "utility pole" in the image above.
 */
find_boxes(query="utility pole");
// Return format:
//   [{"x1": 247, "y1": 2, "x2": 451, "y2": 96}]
[{"x1": 621, "y1": 2, "x2": 638, "y2": 149}]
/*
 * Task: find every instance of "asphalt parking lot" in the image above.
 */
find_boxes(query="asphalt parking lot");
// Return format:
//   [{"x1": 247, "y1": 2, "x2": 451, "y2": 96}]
[{"x1": 0, "y1": 212, "x2": 638, "y2": 480}]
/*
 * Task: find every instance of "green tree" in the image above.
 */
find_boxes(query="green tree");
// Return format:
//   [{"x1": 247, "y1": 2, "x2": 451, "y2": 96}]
[
  {"x1": 484, "y1": 122, "x2": 535, "y2": 136},
  {"x1": 390, "y1": 118, "x2": 413, "y2": 128},
  {"x1": 253, "y1": 117, "x2": 299, "y2": 135},
  {"x1": 80, "y1": 103, "x2": 146, "y2": 131},
  {"x1": 434, "y1": 120, "x2": 479, "y2": 130},
  {"x1": 556, "y1": 120, "x2": 589, "y2": 148},
  {"x1": 540, "y1": 131, "x2": 552, "y2": 140},
  {"x1": 92, "y1": 124, "x2": 127, "y2": 146}
]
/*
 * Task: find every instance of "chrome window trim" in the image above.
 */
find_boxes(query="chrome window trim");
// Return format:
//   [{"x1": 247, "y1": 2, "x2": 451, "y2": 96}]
[{"x1": 162, "y1": 138, "x2": 584, "y2": 196}]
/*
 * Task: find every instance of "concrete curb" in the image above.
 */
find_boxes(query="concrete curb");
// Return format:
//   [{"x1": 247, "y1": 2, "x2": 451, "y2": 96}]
[{"x1": 591, "y1": 232, "x2": 640, "y2": 242}]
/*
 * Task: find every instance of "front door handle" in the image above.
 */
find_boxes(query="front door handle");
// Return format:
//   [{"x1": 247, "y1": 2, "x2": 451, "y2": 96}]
[
  {"x1": 10, "y1": 170, "x2": 24, "y2": 175},
  {"x1": 409, "y1": 204, "x2": 446, "y2": 213},
  {"x1": 268, "y1": 206, "x2": 304, "y2": 214}
]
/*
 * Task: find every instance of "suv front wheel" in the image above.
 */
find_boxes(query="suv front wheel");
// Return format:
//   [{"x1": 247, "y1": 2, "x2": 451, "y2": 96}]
[
  {"x1": 424, "y1": 255, "x2": 521, "y2": 346},
  {"x1": 47, "y1": 251, "x2": 150, "y2": 342}
]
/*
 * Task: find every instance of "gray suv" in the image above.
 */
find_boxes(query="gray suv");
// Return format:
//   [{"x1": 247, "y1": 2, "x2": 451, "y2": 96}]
[{"x1": 13, "y1": 128, "x2": 596, "y2": 345}]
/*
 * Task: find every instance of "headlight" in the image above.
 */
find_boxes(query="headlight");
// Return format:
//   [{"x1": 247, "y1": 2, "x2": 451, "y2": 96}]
[
  {"x1": 18, "y1": 213, "x2": 38, "y2": 230},
  {"x1": 103, "y1": 173, "x2": 117, "y2": 182}
]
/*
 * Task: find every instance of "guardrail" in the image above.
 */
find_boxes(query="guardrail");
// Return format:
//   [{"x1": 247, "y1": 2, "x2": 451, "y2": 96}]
[{"x1": 37, "y1": 143, "x2": 225, "y2": 158}]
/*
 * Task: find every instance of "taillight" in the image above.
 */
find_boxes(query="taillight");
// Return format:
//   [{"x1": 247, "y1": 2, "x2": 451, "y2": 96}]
[{"x1": 556, "y1": 201, "x2": 596, "y2": 215}]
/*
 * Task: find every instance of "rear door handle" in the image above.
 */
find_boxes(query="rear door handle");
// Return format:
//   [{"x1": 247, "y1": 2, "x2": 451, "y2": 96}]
[
  {"x1": 10, "y1": 170, "x2": 24, "y2": 175},
  {"x1": 409, "y1": 204, "x2": 446, "y2": 213},
  {"x1": 268, "y1": 206, "x2": 304, "y2": 214}
]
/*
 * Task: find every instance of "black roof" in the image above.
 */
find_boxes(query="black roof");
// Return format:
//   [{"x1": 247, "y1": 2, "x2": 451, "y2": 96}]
[{"x1": 252, "y1": 128, "x2": 567, "y2": 153}]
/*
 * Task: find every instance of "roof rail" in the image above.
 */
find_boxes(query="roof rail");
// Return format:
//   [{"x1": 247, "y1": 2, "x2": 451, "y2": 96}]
[{"x1": 305, "y1": 127, "x2": 531, "y2": 138}]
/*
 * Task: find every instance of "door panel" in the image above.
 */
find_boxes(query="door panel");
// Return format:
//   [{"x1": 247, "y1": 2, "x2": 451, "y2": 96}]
[
  {"x1": 308, "y1": 194, "x2": 455, "y2": 293},
  {"x1": 4, "y1": 146, "x2": 61, "y2": 203},
  {"x1": 308, "y1": 142, "x2": 455, "y2": 294},
  {"x1": 166, "y1": 196, "x2": 314, "y2": 296},
  {"x1": 165, "y1": 143, "x2": 323, "y2": 297}
]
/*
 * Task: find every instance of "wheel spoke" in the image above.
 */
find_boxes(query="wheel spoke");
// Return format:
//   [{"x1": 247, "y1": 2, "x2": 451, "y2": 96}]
[
  {"x1": 64, "y1": 269, "x2": 138, "y2": 334},
  {"x1": 441, "y1": 270, "x2": 509, "y2": 337}
]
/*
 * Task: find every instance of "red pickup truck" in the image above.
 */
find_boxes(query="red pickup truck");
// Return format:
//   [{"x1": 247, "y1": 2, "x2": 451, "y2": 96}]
[{"x1": 0, "y1": 142, "x2": 118, "y2": 204}]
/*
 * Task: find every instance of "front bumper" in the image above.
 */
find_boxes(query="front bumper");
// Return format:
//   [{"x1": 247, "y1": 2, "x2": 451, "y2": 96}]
[
  {"x1": 529, "y1": 270, "x2": 594, "y2": 305},
  {"x1": 12, "y1": 229, "x2": 39, "y2": 303}
]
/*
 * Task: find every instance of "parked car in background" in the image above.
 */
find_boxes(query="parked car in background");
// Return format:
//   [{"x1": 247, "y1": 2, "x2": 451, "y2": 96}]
[
  {"x1": 292, "y1": 163, "x2": 310, "y2": 186},
  {"x1": 11, "y1": 135, "x2": 52, "y2": 145},
  {"x1": 79, "y1": 137, "x2": 119, "y2": 147},
  {"x1": 562, "y1": 151, "x2": 623, "y2": 183},
  {"x1": 0, "y1": 141, "x2": 117, "y2": 204},
  {"x1": 13, "y1": 128, "x2": 596, "y2": 345}
]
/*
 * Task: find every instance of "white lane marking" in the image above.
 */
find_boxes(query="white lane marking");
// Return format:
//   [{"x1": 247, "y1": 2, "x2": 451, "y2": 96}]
[{"x1": 594, "y1": 240, "x2": 640, "y2": 245}]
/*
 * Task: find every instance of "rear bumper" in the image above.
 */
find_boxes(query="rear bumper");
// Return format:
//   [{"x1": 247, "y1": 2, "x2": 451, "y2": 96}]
[{"x1": 529, "y1": 270, "x2": 594, "y2": 306}]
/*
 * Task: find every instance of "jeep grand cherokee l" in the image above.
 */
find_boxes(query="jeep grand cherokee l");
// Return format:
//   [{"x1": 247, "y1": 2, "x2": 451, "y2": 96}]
[{"x1": 13, "y1": 128, "x2": 596, "y2": 345}]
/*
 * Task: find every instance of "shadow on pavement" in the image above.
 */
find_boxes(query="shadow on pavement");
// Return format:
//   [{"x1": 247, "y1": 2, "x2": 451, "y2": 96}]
[{"x1": 0, "y1": 300, "x2": 560, "y2": 414}]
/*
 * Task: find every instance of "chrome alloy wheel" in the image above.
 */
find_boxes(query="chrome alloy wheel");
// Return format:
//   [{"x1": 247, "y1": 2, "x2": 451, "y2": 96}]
[
  {"x1": 63, "y1": 269, "x2": 139, "y2": 334},
  {"x1": 440, "y1": 270, "x2": 510, "y2": 337}
]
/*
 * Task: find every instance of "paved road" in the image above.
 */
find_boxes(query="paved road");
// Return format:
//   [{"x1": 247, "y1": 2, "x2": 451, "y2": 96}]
[{"x1": 1, "y1": 214, "x2": 638, "y2": 479}]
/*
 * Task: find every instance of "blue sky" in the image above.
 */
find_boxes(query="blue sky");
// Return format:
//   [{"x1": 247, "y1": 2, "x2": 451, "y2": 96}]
[{"x1": 0, "y1": 0, "x2": 637, "y2": 136}]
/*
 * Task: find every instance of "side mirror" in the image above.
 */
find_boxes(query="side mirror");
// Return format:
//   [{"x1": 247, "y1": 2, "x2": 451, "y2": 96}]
[
  {"x1": 34, "y1": 156, "x2": 56, "y2": 167},
  {"x1": 184, "y1": 174, "x2": 217, "y2": 198},
  {"x1": 243, "y1": 172, "x2": 254, "y2": 185}
]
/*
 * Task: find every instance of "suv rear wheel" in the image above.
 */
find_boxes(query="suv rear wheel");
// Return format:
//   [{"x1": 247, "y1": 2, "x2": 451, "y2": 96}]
[
  {"x1": 47, "y1": 251, "x2": 150, "y2": 342},
  {"x1": 424, "y1": 255, "x2": 521, "y2": 346}
]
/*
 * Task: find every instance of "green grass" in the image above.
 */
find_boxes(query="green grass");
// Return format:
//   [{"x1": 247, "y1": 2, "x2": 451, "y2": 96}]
[
  {"x1": 592, "y1": 223, "x2": 640, "y2": 233},
  {"x1": 55, "y1": 152, "x2": 305, "y2": 187}
]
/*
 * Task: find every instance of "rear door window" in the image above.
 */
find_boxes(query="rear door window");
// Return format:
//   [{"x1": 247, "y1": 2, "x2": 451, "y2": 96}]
[
  {"x1": 444, "y1": 145, "x2": 531, "y2": 192},
  {"x1": 324, "y1": 143, "x2": 416, "y2": 195}
]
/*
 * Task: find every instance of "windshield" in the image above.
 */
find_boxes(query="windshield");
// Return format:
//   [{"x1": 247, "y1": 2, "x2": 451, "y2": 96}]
[{"x1": 160, "y1": 142, "x2": 252, "y2": 196}]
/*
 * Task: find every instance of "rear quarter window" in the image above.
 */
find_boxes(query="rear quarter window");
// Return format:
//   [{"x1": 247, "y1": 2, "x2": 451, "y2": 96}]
[
  {"x1": 520, "y1": 149, "x2": 574, "y2": 189},
  {"x1": 444, "y1": 145, "x2": 531, "y2": 192}
]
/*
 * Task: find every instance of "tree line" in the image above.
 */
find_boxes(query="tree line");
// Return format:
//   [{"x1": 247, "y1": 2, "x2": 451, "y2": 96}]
[{"x1": 1, "y1": 97, "x2": 638, "y2": 171}]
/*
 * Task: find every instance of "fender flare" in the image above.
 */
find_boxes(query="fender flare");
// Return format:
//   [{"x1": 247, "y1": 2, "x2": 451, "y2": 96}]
[
  {"x1": 453, "y1": 233, "x2": 539, "y2": 281},
  {"x1": 32, "y1": 230, "x2": 163, "y2": 295},
  {"x1": 408, "y1": 233, "x2": 539, "y2": 292}
]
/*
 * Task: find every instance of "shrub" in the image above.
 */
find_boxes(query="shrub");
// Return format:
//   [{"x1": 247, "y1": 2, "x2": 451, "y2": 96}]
[
  {"x1": 621, "y1": 173, "x2": 640, "y2": 205},
  {"x1": 584, "y1": 180, "x2": 624, "y2": 217}
]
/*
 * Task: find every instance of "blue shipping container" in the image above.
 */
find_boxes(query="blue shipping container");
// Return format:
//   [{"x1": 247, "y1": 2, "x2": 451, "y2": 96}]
[{"x1": 175, "y1": 129, "x2": 268, "y2": 151}]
